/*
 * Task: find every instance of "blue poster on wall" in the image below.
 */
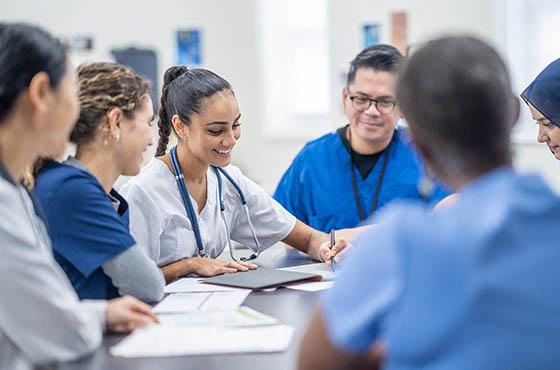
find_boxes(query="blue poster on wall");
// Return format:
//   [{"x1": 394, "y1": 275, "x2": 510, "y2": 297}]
[
  {"x1": 177, "y1": 29, "x2": 202, "y2": 66},
  {"x1": 363, "y1": 23, "x2": 380, "y2": 48}
]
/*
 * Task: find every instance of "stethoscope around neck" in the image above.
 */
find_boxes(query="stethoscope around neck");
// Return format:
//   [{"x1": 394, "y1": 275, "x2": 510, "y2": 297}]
[{"x1": 169, "y1": 145, "x2": 261, "y2": 262}]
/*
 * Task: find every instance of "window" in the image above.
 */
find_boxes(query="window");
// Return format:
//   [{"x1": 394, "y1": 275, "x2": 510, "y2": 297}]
[{"x1": 257, "y1": 0, "x2": 331, "y2": 139}]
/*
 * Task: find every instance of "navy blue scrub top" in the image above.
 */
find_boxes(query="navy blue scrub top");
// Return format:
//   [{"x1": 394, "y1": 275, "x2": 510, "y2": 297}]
[
  {"x1": 33, "y1": 161, "x2": 135, "y2": 300},
  {"x1": 273, "y1": 126, "x2": 450, "y2": 232}
]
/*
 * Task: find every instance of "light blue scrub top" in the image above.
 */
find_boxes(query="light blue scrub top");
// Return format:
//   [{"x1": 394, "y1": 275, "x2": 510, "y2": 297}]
[
  {"x1": 322, "y1": 167, "x2": 560, "y2": 370},
  {"x1": 273, "y1": 126, "x2": 449, "y2": 232}
]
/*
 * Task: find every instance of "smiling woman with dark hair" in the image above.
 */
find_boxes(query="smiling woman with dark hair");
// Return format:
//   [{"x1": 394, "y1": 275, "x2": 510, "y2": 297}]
[{"x1": 121, "y1": 66, "x2": 350, "y2": 283}]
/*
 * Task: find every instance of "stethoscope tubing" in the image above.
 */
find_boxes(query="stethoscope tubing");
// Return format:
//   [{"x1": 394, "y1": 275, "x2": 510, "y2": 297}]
[{"x1": 169, "y1": 146, "x2": 261, "y2": 261}]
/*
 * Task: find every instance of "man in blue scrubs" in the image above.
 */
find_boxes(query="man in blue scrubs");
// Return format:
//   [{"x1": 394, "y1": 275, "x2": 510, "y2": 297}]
[
  {"x1": 298, "y1": 37, "x2": 560, "y2": 370},
  {"x1": 274, "y1": 44, "x2": 448, "y2": 232}
]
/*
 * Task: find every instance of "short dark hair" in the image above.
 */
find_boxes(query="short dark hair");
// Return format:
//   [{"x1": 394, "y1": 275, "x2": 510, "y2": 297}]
[
  {"x1": 347, "y1": 44, "x2": 404, "y2": 86},
  {"x1": 155, "y1": 66, "x2": 232, "y2": 157},
  {"x1": 397, "y1": 36, "x2": 516, "y2": 175},
  {"x1": 0, "y1": 23, "x2": 67, "y2": 122}
]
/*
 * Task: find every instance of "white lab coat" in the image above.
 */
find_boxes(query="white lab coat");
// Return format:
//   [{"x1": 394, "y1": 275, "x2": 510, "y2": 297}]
[{"x1": 121, "y1": 159, "x2": 296, "y2": 266}]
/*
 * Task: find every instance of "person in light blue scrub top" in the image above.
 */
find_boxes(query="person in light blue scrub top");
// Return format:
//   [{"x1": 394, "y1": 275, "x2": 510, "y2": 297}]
[
  {"x1": 274, "y1": 44, "x2": 449, "y2": 232},
  {"x1": 299, "y1": 36, "x2": 560, "y2": 370}
]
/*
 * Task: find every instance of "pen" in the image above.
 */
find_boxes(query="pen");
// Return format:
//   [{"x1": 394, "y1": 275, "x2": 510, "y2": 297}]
[{"x1": 329, "y1": 228, "x2": 336, "y2": 272}]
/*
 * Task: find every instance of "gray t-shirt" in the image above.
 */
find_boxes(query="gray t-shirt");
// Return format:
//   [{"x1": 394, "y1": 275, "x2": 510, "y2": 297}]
[{"x1": 0, "y1": 164, "x2": 105, "y2": 370}]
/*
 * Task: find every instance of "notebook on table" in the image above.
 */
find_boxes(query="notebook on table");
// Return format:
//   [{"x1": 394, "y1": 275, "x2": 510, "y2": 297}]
[{"x1": 201, "y1": 267, "x2": 322, "y2": 290}]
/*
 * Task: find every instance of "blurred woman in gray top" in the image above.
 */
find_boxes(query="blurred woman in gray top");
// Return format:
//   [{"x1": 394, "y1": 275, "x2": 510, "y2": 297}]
[{"x1": 0, "y1": 23, "x2": 158, "y2": 370}]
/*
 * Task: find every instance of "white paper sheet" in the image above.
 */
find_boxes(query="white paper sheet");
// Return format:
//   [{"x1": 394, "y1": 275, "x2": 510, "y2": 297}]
[
  {"x1": 110, "y1": 324, "x2": 294, "y2": 357},
  {"x1": 201, "y1": 290, "x2": 251, "y2": 311},
  {"x1": 165, "y1": 277, "x2": 246, "y2": 293},
  {"x1": 279, "y1": 263, "x2": 335, "y2": 280},
  {"x1": 154, "y1": 290, "x2": 250, "y2": 314},
  {"x1": 284, "y1": 280, "x2": 335, "y2": 292},
  {"x1": 158, "y1": 306, "x2": 279, "y2": 327}
]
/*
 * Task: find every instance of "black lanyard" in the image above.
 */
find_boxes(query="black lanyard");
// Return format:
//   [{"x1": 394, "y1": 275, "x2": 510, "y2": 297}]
[{"x1": 345, "y1": 127, "x2": 392, "y2": 222}]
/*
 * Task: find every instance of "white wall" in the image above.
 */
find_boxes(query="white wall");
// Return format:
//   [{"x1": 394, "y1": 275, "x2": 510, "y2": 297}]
[
  {"x1": 2, "y1": 0, "x2": 559, "y2": 192},
  {"x1": 328, "y1": 0, "x2": 497, "y2": 123},
  {"x1": 515, "y1": 142, "x2": 560, "y2": 191},
  {"x1": 1, "y1": 0, "x2": 262, "y2": 172}
]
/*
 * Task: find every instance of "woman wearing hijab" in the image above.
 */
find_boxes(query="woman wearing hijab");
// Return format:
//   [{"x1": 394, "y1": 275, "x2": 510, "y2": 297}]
[{"x1": 521, "y1": 58, "x2": 560, "y2": 160}]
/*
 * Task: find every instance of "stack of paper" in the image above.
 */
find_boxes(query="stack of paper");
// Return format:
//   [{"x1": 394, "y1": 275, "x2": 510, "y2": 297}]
[
  {"x1": 110, "y1": 324, "x2": 295, "y2": 358},
  {"x1": 165, "y1": 277, "x2": 246, "y2": 293},
  {"x1": 158, "y1": 306, "x2": 279, "y2": 327},
  {"x1": 110, "y1": 269, "x2": 332, "y2": 358},
  {"x1": 154, "y1": 290, "x2": 251, "y2": 314}
]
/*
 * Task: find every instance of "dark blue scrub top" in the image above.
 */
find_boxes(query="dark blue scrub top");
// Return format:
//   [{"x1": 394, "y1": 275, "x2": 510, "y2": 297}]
[{"x1": 33, "y1": 161, "x2": 135, "y2": 299}]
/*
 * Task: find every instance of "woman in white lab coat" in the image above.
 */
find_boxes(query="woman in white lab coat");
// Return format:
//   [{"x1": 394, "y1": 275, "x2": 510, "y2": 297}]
[
  {"x1": 0, "y1": 23, "x2": 157, "y2": 370},
  {"x1": 122, "y1": 66, "x2": 347, "y2": 283}
]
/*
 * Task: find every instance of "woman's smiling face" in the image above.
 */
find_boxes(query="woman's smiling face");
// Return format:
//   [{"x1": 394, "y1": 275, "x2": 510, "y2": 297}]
[{"x1": 182, "y1": 90, "x2": 241, "y2": 168}]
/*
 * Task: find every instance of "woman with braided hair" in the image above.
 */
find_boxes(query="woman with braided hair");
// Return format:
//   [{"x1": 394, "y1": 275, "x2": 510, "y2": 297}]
[
  {"x1": 33, "y1": 62, "x2": 165, "y2": 302},
  {"x1": 121, "y1": 66, "x2": 349, "y2": 282}
]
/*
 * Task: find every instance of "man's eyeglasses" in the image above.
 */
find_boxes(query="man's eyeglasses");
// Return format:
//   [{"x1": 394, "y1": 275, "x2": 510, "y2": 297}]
[{"x1": 349, "y1": 95, "x2": 397, "y2": 114}]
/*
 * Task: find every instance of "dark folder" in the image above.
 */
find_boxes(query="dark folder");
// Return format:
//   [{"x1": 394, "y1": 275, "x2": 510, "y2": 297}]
[{"x1": 201, "y1": 267, "x2": 322, "y2": 290}]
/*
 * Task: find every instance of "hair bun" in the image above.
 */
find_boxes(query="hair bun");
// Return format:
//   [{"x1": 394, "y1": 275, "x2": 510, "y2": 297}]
[{"x1": 163, "y1": 65, "x2": 189, "y2": 86}]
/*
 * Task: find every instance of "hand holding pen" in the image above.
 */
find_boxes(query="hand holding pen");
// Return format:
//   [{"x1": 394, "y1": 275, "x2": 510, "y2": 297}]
[{"x1": 318, "y1": 230, "x2": 350, "y2": 270}]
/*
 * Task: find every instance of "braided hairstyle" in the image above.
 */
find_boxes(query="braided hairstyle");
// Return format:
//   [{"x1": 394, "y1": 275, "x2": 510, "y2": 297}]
[
  {"x1": 26, "y1": 62, "x2": 151, "y2": 189},
  {"x1": 71, "y1": 62, "x2": 151, "y2": 145},
  {"x1": 155, "y1": 66, "x2": 232, "y2": 157}
]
